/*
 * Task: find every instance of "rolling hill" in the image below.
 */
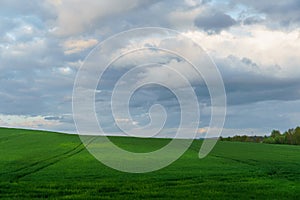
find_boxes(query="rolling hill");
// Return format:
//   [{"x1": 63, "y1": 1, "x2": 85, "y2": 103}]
[{"x1": 1, "y1": 127, "x2": 300, "y2": 199}]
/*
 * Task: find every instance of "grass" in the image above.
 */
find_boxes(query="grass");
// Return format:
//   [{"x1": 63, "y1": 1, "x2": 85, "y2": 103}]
[{"x1": 1, "y1": 127, "x2": 300, "y2": 199}]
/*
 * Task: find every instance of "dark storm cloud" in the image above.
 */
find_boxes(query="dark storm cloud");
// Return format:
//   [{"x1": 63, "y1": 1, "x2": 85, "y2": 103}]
[
  {"x1": 192, "y1": 72, "x2": 300, "y2": 107},
  {"x1": 225, "y1": 78, "x2": 300, "y2": 105},
  {"x1": 195, "y1": 11, "x2": 236, "y2": 33},
  {"x1": 215, "y1": 56, "x2": 300, "y2": 105},
  {"x1": 0, "y1": 70, "x2": 75, "y2": 116},
  {"x1": 224, "y1": 100, "x2": 300, "y2": 131},
  {"x1": 73, "y1": 0, "x2": 199, "y2": 37},
  {"x1": 0, "y1": 32, "x2": 76, "y2": 117},
  {"x1": 243, "y1": 16, "x2": 265, "y2": 25}
]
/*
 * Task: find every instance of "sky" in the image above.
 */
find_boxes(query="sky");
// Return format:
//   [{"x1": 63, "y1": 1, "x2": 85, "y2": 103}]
[{"x1": 0, "y1": 0, "x2": 300, "y2": 137}]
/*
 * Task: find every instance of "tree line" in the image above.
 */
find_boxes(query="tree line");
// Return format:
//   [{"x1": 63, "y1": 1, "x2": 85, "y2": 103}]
[{"x1": 220, "y1": 126, "x2": 300, "y2": 145}]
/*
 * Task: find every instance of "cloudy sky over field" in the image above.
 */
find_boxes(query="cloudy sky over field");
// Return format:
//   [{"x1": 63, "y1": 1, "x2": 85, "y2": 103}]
[{"x1": 1, "y1": 0, "x2": 300, "y2": 137}]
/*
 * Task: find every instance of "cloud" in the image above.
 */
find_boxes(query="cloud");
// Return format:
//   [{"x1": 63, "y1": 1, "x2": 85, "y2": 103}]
[
  {"x1": 62, "y1": 38, "x2": 98, "y2": 55},
  {"x1": 0, "y1": 114, "x2": 61, "y2": 129},
  {"x1": 197, "y1": 127, "x2": 207, "y2": 134},
  {"x1": 225, "y1": 100, "x2": 300, "y2": 132},
  {"x1": 115, "y1": 118, "x2": 139, "y2": 126},
  {"x1": 57, "y1": 67, "x2": 73, "y2": 75},
  {"x1": 195, "y1": 11, "x2": 236, "y2": 33},
  {"x1": 230, "y1": 0, "x2": 300, "y2": 28},
  {"x1": 243, "y1": 16, "x2": 265, "y2": 25},
  {"x1": 49, "y1": 0, "x2": 150, "y2": 36},
  {"x1": 183, "y1": 27, "x2": 300, "y2": 78},
  {"x1": 0, "y1": 0, "x2": 55, "y2": 20}
]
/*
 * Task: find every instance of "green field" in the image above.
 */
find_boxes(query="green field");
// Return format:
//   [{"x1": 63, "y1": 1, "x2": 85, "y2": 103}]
[{"x1": 1, "y1": 127, "x2": 300, "y2": 199}]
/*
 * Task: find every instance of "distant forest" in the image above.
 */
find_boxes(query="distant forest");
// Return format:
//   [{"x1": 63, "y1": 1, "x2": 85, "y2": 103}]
[{"x1": 220, "y1": 126, "x2": 300, "y2": 145}]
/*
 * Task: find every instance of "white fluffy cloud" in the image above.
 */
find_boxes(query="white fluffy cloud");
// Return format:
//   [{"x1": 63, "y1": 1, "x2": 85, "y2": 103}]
[
  {"x1": 48, "y1": 0, "x2": 144, "y2": 36},
  {"x1": 0, "y1": 114, "x2": 61, "y2": 129},
  {"x1": 183, "y1": 26, "x2": 300, "y2": 78},
  {"x1": 62, "y1": 38, "x2": 98, "y2": 54}
]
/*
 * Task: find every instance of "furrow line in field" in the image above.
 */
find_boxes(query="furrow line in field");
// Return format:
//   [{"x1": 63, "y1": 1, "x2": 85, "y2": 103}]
[
  {"x1": 3, "y1": 137, "x2": 97, "y2": 181},
  {"x1": 12, "y1": 137, "x2": 97, "y2": 181},
  {"x1": 210, "y1": 154, "x2": 258, "y2": 167},
  {"x1": 0, "y1": 142, "x2": 83, "y2": 176},
  {"x1": 0, "y1": 133, "x2": 27, "y2": 143}
]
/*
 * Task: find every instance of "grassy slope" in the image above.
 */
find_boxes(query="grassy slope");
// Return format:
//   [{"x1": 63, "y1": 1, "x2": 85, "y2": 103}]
[{"x1": 0, "y1": 127, "x2": 300, "y2": 199}]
